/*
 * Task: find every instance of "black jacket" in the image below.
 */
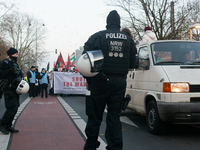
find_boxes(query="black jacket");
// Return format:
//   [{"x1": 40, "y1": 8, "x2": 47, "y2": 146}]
[
  {"x1": 0, "y1": 57, "x2": 22, "y2": 88},
  {"x1": 83, "y1": 11, "x2": 137, "y2": 75}
]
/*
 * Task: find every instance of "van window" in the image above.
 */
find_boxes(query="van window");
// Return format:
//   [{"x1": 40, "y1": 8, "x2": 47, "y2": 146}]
[
  {"x1": 151, "y1": 42, "x2": 200, "y2": 65},
  {"x1": 154, "y1": 51, "x2": 172, "y2": 63}
]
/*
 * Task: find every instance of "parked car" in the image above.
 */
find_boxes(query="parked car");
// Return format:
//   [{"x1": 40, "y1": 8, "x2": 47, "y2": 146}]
[{"x1": 126, "y1": 40, "x2": 200, "y2": 134}]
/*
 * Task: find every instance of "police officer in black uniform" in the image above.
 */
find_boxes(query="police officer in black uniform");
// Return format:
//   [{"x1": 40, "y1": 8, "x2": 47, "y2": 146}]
[
  {"x1": 0, "y1": 48, "x2": 23, "y2": 134},
  {"x1": 83, "y1": 10, "x2": 137, "y2": 150}
]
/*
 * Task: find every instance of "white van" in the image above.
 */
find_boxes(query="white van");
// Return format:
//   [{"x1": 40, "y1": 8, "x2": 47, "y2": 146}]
[{"x1": 126, "y1": 40, "x2": 200, "y2": 134}]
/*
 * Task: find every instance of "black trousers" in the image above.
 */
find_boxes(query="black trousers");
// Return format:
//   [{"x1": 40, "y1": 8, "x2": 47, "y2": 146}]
[
  {"x1": 84, "y1": 74, "x2": 126, "y2": 150},
  {"x1": 41, "y1": 84, "x2": 48, "y2": 98},
  {"x1": 1, "y1": 89, "x2": 19, "y2": 127},
  {"x1": 35, "y1": 84, "x2": 40, "y2": 96},
  {"x1": 29, "y1": 83, "x2": 35, "y2": 97}
]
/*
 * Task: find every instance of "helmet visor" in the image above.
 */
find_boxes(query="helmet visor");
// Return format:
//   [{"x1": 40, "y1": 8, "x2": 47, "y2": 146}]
[{"x1": 87, "y1": 50, "x2": 104, "y2": 72}]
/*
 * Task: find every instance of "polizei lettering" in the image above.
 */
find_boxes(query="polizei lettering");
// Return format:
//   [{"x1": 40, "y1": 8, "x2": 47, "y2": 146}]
[{"x1": 106, "y1": 33, "x2": 127, "y2": 39}]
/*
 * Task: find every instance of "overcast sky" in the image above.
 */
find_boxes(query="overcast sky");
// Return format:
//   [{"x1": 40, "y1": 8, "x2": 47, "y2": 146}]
[{"x1": 7, "y1": 0, "x2": 118, "y2": 71}]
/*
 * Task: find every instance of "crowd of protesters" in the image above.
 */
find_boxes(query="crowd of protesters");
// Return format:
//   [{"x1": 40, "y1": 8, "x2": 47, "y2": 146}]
[
  {"x1": 26, "y1": 66, "x2": 50, "y2": 98},
  {"x1": 53, "y1": 67, "x2": 78, "y2": 73},
  {"x1": 25, "y1": 65, "x2": 79, "y2": 98}
]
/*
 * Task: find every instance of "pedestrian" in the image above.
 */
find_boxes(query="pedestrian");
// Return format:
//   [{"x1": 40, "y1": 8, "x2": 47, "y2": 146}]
[
  {"x1": 0, "y1": 47, "x2": 23, "y2": 134},
  {"x1": 180, "y1": 51, "x2": 192, "y2": 63},
  {"x1": 35, "y1": 68, "x2": 40, "y2": 96},
  {"x1": 62, "y1": 68, "x2": 67, "y2": 72},
  {"x1": 27, "y1": 66, "x2": 36, "y2": 98},
  {"x1": 83, "y1": 10, "x2": 137, "y2": 150},
  {"x1": 53, "y1": 66, "x2": 58, "y2": 71},
  {"x1": 40, "y1": 68, "x2": 49, "y2": 98},
  {"x1": 141, "y1": 26, "x2": 157, "y2": 43},
  {"x1": 121, "y1": 27, "x2": 135, "y2": 41},
  {"x1": 72, "y1": 68, "x2": 76, "y2": 73},
  {"x1": 121, "y1": 27, "x2": 138, "y2": 45}
]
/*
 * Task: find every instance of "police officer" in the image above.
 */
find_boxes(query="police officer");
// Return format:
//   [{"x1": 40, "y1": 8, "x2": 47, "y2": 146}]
[
  {"x1": 27, "y1": 66, "x2": 36, "y2": 98},
  {"x1": 0, "y1": 48, "x2": 23, "y2": 134},
  {"x1": 83, "y1": 10, "x2": 137, "y2": 150},
  {"x1": 40, "y1": 68, "x2": 49, "y2": 98}
]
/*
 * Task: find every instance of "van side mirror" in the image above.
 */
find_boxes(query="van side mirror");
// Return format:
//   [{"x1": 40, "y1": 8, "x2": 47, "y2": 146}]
[
  {"x1": 139, "y1": 58, "x2": 150, "y2": 70},
  {"x1": 137, "y1": 46, "x2": 149, "y2": 70}
]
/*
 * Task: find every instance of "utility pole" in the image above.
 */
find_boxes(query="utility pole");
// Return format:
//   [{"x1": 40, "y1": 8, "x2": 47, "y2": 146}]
[
  {"x1": 36, "y1": 22, "x2": 38, "y2": 67},
  {"x1": 171, "y1": 1, "x2": 175, "y2": 39},
  {"x1": 35, "y1": 20, "x2": 45, "y2": 68}
]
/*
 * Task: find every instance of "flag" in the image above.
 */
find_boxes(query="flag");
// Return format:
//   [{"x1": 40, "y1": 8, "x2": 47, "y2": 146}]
[
  {"x1": 46, "y1": 62, "x2": 50, "y2": 71},
  {"x1": 70, "y1": 52, "x2": 75, "y2": 62},
  {"x1": 56, "y1": 52, "x2": 65, "y2": 69},
  {"x1": 70, "y1": 58, "x2": 76, "y2": 69},
  {"x1": 53, "y1": 61, "x2": 56, "y2": 68},
  {"x1": 66, "y1": 54, "x2": 71, "y2": 69}
]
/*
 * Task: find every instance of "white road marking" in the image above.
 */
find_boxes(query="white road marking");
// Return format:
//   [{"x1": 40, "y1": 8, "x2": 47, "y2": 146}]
[
  {"x1": 71, "y1": 116, "x2": 81, "y2": 119},
  {"x1": 69, "y1": 113, "x2": 79, "y2": 116},
  {"x1": 57, "y1": 96, "x2": 107, "y2": 150},
  {"x1": 105, "y1": 107, "x2": 139, "y2": 128},
  {"x1": 120, "y1": 116, "x2": 139, "y2": 128},
  {"x1": 34, "y1": 102, "x2": 56, "y2": 105}
]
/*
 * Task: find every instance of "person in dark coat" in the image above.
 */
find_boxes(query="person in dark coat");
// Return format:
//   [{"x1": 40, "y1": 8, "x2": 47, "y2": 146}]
[
  {"x1": 40, "y1": 68, "x2": 49, "y2": 98},
  {"x1": 27, "y1": 66, "x2": 36, "y2": 98},
  {"x1": 121, "y1": 27, "x2": 135, "y2": 41},
  {"x1": 53, "y1": 66, "x2": 58, "y2": 71},
  {"x1": 83, "y1": 10, "x2": 137, "y2": 150},
  {"x1": 0, "y1": 47, "x2": 23, "y2": 134}
]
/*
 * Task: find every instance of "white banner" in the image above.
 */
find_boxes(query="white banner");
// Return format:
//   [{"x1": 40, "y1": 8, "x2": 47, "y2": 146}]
[{"x1": 53, "y1": 72, "x2": 86, "y2": 95}]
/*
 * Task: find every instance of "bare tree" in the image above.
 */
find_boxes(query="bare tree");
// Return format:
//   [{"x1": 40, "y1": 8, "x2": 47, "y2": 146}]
[
  {"x1": 0, "y1": 0, "x2": 15, "y2": 19},
  {"x1": 0, "y1": 12, "x2": 48, "y2": 72},
  {"x1": 184, "y1": 0, "x2": 200, "y2": 40},
  {"x1": 106, "y1": 0, "x2": 197, "y2": 40},
  {"x1": 0, "y1": 39, "x2": 9, "y2": 61},
  {"x1": 0, "y1": 0, "x2": 15, "y2": 61}
]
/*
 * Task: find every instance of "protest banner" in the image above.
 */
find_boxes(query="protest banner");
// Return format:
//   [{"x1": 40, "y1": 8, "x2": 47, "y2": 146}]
[{"x1": 53, "y1": 72, "x2": 86, "y2": 95}]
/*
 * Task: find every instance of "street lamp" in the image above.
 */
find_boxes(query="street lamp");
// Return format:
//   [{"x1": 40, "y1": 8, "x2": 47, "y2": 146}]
[
  {"x1": 189, "y1": 23, "x2": 200, "y2": 40},
  {"x1": 35, "y1": 21, "x2": 45, "y2": 67},
  {"x1": 29, "y1": 20, "x2": 45, "y2": 67}
]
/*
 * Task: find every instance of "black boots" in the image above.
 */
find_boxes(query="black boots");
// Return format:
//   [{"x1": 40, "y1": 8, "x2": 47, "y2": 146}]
[
  {"x1": 6, "y1": 126, "x2": 19, "y2": 133},
  {"x1": 0, "y1": 121, "x2": 19, "y2": 134},
  {"x1": 0, "y1": 123, "x2": 9, "y2": 134}
]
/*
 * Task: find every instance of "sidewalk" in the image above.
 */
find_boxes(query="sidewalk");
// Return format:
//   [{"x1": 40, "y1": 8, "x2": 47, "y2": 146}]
[{"x1": 8, "y1": 95, "x2": 85, "y2": 150}]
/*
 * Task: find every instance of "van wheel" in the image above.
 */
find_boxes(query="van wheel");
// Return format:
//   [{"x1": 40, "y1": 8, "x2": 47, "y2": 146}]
[{"x1": 146, "y1": 101, "x2": 162, "y2": 134}]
